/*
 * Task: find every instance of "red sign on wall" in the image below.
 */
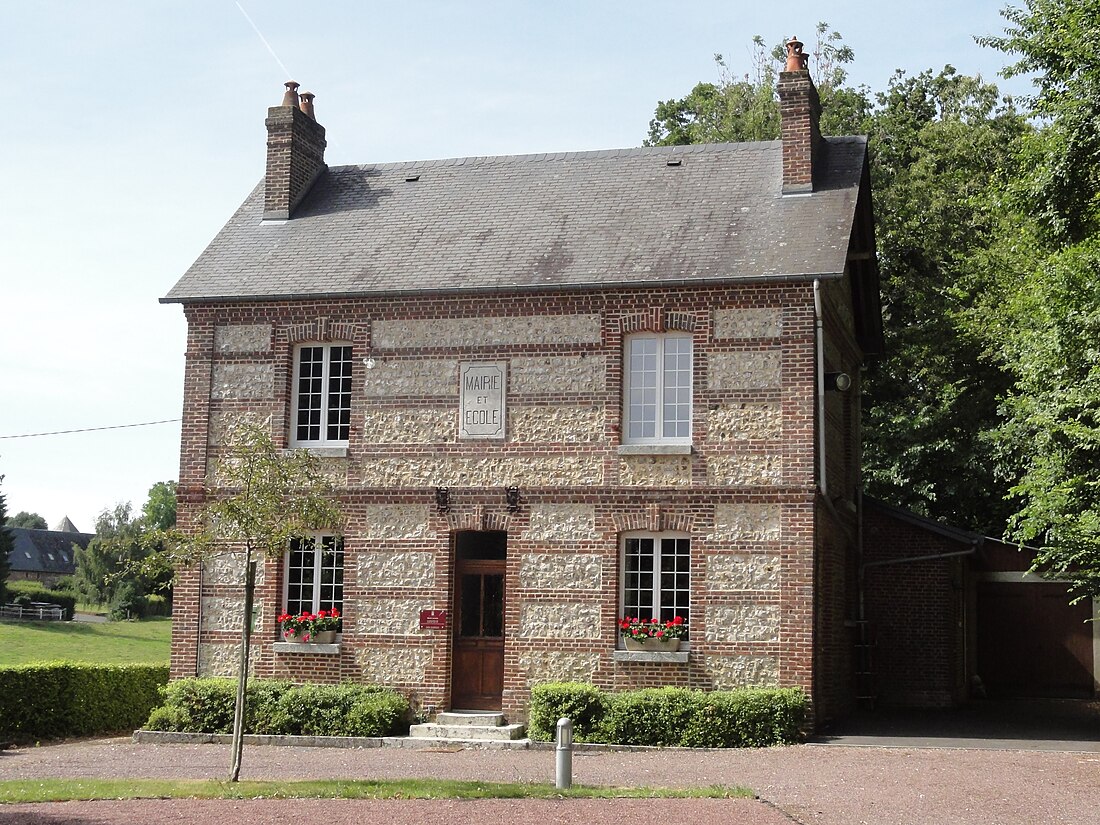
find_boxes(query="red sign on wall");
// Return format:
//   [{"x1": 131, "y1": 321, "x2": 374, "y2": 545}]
[{"x1": 419, "y1": 610, "x2": 447, "y2": 630}]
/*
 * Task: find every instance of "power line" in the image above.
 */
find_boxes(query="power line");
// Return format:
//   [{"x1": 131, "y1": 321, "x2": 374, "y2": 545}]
[{"x1": 0, "y1": 419, "x2": 181, "y2": 440}]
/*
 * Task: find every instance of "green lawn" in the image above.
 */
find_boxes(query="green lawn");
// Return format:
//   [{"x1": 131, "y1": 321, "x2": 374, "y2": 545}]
[
  {"x1": 0, "y1": 617, "x2": 171, "y2": 666},
  {"x1": 0, "y1": 778, "x2": 753, "y2": 803}
]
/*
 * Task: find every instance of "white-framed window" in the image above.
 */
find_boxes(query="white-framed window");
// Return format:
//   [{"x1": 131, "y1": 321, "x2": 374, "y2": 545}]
[
  {"x1": 623, "y1": 334, "x2": 692, "y2": 444},
  {"x1": 292, "y1": 343, "x2": 352, "y2": 446},
  {"x1": 283, "y1": 534, "x2": 344, "y2": 617},
  {"x1": 620, "y1": 534, "x2": 691, "y2": 638}
]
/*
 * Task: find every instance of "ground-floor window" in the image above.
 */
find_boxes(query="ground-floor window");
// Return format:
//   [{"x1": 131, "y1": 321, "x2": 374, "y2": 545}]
[
  {"x1": 621, "y1": 534, "x2": 690, "y2": 635},
  {"x1": 284, "y1": 534, "x2": 344, "y2": 617}
]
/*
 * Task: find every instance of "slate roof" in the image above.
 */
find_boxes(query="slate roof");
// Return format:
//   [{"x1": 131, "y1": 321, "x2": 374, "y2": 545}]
[
  {"x1": 6, "y1": 527, "x2": 91, "y2": 576},
  {"x1": 163, "y1": 137, "x2": 869, "y2": 303}
]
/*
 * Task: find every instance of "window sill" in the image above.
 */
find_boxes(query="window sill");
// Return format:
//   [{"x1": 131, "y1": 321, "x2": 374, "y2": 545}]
[
  {"x1": 272, "y1": 642, "x2": 341, "y2": 655},
  {"x1": 282, "y1": 446, "x2": 348, "y2": 458},
  {"x1": 613, "y1": 649, "x2": 690, "y2": 664},
  {"x1": 617, "y1": 444, "x2": 693, "y2": 456}
]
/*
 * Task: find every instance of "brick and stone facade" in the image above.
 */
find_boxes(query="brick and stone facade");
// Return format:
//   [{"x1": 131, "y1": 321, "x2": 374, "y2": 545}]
[
  {"x1": 165, "y1": 66, "x2": 881, "y2": 726},
  {"x1": 170, "y1": 285, "x2": 869, "y2": 721}
]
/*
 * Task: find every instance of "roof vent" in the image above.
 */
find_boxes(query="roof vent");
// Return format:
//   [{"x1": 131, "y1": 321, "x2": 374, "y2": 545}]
[
  {"x1": 405, "y1": 174, "x2": 421, "y2": 182},
  {"x1": 666, "y1": 158, "x2": 682, "y2": 167}
]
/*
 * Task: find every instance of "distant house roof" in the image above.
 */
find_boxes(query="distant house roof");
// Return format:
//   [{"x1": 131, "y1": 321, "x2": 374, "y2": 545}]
[
  {"x1": 53, "y1": 516, "x2": 82, "y2": 533},
  {"x1": 6, "y1": 527, "x2": 92, "y2": 576},
  {"x1": 163, "y1": 137, "x2": 871, "y2": 304}
]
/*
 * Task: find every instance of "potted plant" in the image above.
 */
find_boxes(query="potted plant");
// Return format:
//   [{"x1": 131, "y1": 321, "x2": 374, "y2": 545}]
[
  {"x1": 619, "y1": 615, "x2": 687, "y2": 651},
  {"x1": 311, "y1": 608, "x2": 341, "y2": 643},
  {"x1": 277, "y1": 611, "x2": 314, "y2": 643}
]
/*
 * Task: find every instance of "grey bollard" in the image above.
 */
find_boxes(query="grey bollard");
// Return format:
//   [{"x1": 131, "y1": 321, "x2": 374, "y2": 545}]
[{"x1": 555, "y1": 716, "x2": 573, "y2": 790}]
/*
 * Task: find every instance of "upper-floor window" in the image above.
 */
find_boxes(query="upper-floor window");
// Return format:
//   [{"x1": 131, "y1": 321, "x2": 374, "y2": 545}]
[
  {"x1": 292, "y1": 344, "x2": 352, "y2": 446},
  {"x1": 623, "y1": 334, "x2": 692, "y2": 444}
]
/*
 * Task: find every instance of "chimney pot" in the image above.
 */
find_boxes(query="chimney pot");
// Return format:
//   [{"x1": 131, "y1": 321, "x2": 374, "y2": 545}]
[
  {"x1": 281, "y1": 81, "x2": 301, "y2": 107},
  {"x1": 785, "y1": 37, "x2": 808, "y2": 72},
  {"x1": 299, "y1": 91, "x2": 316, "y2": 119}
]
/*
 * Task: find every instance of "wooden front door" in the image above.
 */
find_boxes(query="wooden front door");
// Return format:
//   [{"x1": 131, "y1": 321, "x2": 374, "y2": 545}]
[{"x1": 451, "y1": 531, "x2": 506, "y2": 710}]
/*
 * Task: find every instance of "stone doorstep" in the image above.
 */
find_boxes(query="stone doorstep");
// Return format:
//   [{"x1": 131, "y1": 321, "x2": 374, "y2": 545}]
[
  {"x1": 435, "y1": 711, "x2": 505, "y2": 727},
  {"x1": 407, "y1": 722, "x2": 527, "y2": 741}
]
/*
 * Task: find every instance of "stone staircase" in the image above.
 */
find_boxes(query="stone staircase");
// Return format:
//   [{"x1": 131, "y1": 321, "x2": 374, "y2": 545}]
[{"x1": 404, "y1": 711, "x2": 527, "y2": 748}]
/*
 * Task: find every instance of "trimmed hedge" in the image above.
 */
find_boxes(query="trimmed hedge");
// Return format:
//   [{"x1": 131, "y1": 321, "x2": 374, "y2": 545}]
[
  {"x1": 4, "y1": 581, "x2": 77, "y2": 620},
  {"x1": 529, "y1": 682, "x2": 807, "y2": 747},
  {"x1": 0, "y1": 663, "x2": 169, "y2": 740},
  {"x1": 145, "y1": 678, "x2": 410, "y2": 738}
]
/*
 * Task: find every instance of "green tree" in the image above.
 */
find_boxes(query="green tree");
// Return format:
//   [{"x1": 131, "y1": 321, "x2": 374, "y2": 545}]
[
  {"x1": 860, "y1": 67, "x2": 1028, "y2": 533},
  {"x1": 73, "y1": 503, "x2": 142, "y2": 606},
  {"x1": 0, "y1": 478, "x2": 12, "y2": 604},
  {"x1": 7, "y1": 511, "x2": 47, "y2": 529},
  {"x1": 977, "y1": 1, "x2": 1100, "y2": 598},
  {"x1": 645, "y1": 23, "x2": 869, "y2": 148},
  {"x1": 142, "y1": 480, "x2": 177, "y2": 531},
  {"x1": 143, "y1": 422, "x2": 343, "y2": 782}
]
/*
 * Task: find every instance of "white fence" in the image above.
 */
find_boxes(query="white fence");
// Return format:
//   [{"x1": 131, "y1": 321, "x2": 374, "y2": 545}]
[{"x1": 0, "y1": 603, "x2": 66, "y2": 621}]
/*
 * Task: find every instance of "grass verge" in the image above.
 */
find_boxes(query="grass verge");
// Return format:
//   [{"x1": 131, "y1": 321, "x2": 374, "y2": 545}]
[
  {"x1": 0, "y1": 617, "x2": 171, "y2": 666},
  {"x1": 0, "y1": 778, "x2": 753, "y2": 804}
]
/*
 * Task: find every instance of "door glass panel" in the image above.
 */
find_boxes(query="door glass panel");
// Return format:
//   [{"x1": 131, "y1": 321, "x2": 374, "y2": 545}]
[
  {"x1": 483, "y1": 574, "x2": 504, "y2": 637},
  {"x1": 460, "y1": 574, "x2": 481, "y2": 637}
]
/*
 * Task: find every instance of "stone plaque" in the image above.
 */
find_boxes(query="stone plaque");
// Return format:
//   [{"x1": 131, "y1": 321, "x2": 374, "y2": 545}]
[{"x1": 459, "y1": 362, "x2": 507, "y2": 439}]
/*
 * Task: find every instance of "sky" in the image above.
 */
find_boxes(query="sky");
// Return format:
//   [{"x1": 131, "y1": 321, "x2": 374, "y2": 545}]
[{"x1": 1, "y1": 1, "x2": 1032, "y2": 534}]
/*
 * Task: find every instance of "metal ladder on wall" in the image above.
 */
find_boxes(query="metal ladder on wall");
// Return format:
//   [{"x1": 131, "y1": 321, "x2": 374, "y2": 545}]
[{"x1": 854, "y1": 619, "x2": 876, "y2": 709}]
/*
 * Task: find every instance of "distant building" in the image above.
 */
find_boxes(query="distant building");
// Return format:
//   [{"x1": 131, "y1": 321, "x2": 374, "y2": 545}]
[{"x1": 6, "y1": 525, "x2": 90, "y2": 589}]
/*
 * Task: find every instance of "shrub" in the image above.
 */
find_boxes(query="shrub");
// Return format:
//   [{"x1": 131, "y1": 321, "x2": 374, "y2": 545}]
[
  {"x1": 0, "y1": 663, "x2": 168, "y2": 740},
  {"x1": 144, "y1": 678, "x2": 410, "y2": 738},
  {"x1": 109, "y1": 581, "x2": 147, "y2": 621},
  {"x1": 528, "y1": 682, "x2": 808, "y2": 748},
  {"x1": 528, "y1": 682, "x2": 607, "y2": 742},
  {"x1": 4, "y1": 581, "x2": 76, "y2": 619},
  {"x1": 145, "y1": 594, "x2": 171, "y2": 617}
]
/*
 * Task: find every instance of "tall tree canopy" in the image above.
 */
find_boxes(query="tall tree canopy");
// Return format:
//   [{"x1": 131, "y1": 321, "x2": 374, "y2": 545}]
[
  {"x1": 977, "y1": 0, "x2": 1100, "y2": 599},
  {"x1": 0, "y1": 479, "x2": 12, "y2": 604}
]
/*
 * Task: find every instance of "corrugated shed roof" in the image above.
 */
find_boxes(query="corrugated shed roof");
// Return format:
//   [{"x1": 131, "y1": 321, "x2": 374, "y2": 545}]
[
  {"x1": 163, "y1": 137, "x2": 868, "y2": 303},
  {"x1": 6, "y1": 528, "x2": 91, "y2": 576}
]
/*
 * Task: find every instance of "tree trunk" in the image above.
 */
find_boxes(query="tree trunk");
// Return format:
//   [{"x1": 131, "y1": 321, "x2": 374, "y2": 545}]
[{"x1": 229, "y1": 549, "x2": 256, "y2": 782}]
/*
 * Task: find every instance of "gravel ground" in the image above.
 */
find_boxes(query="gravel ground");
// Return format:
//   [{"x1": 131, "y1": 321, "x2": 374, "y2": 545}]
[{"x1": 1, "y1": 737, "x2": 1098, "y2": 824}]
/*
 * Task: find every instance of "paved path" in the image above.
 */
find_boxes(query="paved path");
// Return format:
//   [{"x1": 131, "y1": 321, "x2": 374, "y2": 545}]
[{"x1": 2, "y1": 736, "x2": 1099, "y2": 824}]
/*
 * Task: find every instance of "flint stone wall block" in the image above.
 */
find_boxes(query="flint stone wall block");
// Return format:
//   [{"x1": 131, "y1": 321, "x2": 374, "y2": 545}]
[
  {"x1": 522, "y1": 504, "x2": 597, "y2": 542},
  {"x1": 374, "y1": 315, "x2": 601, "y2": 349},
  {"x1": 356, "y1": 647, "x2": 432, "y2": 684},
  {"x1": 214, "y1": 324, "x2": 272, "y2": 353},
  {"x1": 363, "y1": 360, "x2": 458, "y2": 397},
  {"x1": 357, "y1": 551, "x2": 435, "y2": 588},
  {"x1": 510, "y1": 405, "x2": 603, "y2": 443},
  {"x1": 359, "y1": 455, "x2": 602, "y2": 487},
  {"x1": 519, "y1": 601, "x2": 601, "y2": 639},
  {"x1": 208, "y1": 410, "x2": 275, "y2": 446},
  {"x1": 704, "y1": 604, "x2": 780, "y2": 642},
  {"x1": 705, "y1": 655, "x2": 780, "y2": 689},
  {"x1": 363, "y1": 408, "x2": 454, "y2": 443},
  {"x1": 519, "y1": 553, "x2": 602, "y2": 590},
  {"x1": 706, "y1": 403, "x2": 782, "y2": 441},
  {"x1": 707, "y1": 352, "x2": 781, "y2": 390},
  {"x1": 510, "y1": 355, "x2": 606, "y2": 394},
  {"x1": 619, "y1": 455, "x2": 693, "y2": 486},
  {"x1": 706, "y1": 554, "x2": 781, "y2": 590},
  {"x1": 354, "y1": 598, "x2": 435, "y2": 636},
  {"x1": 707, "y1": 454, "x2": 782, "y2": 486},
  {"x1": 211, "y1": 364, "x2": 275, "y2": 399},
  {"x1": 360, "y1": 505, "x2": 432, "y2": 539},
  {"x1": 197, "y1": 642, "x2": 259, "y2": 678},
  {"x1": 518, "y1": 651, "x2": 601, "y2": 686},
  {"x1": 708, "y1": 504, "x2": 782, "y2": 542},
  {"x1": 713, "y1": 308, "x2": 782, "y2": 340}
]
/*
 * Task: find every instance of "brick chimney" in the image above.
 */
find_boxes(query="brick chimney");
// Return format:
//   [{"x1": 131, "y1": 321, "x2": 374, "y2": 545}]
[
  {"x1": 263, "y1": 81, "x2": 327, "y2": 220},
  {"x1": 776, "y1": 37, "x2": 821, "y2": 194}
]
